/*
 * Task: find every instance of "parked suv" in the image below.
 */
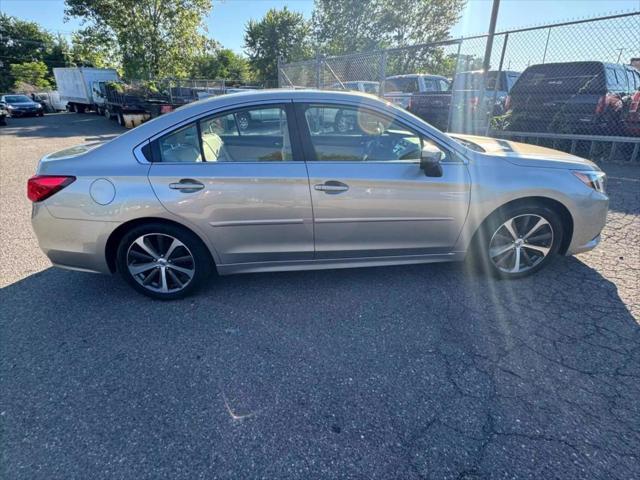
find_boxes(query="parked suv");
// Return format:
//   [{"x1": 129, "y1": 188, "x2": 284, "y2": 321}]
[
  {"x1": 503, "y1": 61, "x2": 639, "y2": 136},
  {"x1": 408, "y1": 70, "x2": 520, "y2": 132},
  {"x1": 383, "y1": 74, "x2": 450, "y2": 109}
]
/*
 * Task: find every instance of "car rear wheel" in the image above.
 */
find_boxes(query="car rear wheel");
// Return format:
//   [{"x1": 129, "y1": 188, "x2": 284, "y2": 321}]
[
  {"x1": 116, "y1": 223, "x2": 213, "y2": 299},
  {"x1": 475, "y1": 204, "x2": 563, "y2": 279}
]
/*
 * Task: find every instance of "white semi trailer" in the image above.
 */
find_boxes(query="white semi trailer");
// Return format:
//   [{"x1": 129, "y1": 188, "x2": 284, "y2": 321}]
[{"x1": 53, "y1": 67, "x2": 119, "y2": 114}]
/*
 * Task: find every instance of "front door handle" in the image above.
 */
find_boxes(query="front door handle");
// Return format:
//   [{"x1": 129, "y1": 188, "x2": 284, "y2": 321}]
[
  {"x1": 314, "y1": 181, "x2": 349, "y2": 194},
  {"x1": 169, "y1": 179, "x2": 204, "y2": 192}
]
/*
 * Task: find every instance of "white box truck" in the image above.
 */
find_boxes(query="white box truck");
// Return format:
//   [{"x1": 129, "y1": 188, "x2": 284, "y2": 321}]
[{"x1": 53, "y1": 67, "x2": 119, "y2": 114}]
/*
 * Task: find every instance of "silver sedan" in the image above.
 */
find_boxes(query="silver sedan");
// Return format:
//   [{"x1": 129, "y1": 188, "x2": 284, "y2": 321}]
[{"x1": 29, "y1": 90, "x2": 608, "y2": 299}]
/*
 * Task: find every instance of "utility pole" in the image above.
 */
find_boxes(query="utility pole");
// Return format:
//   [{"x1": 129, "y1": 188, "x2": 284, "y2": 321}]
[
  {"x1": 478, "y1": 0, "x2": 501, "y2": 135},
  {"x1": 482, "y1": 0, "x2": 501, "y2": 73}
]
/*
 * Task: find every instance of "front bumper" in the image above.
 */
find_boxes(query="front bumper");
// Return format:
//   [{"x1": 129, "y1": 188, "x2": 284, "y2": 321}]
[
  {"x1": 565, "y1": 191, "x2": 609, "y2": 256},
  {"x1": 31, "y1": 203, "x2": 117, "y2": 274},
  {"x1": 9, "y1": 109, "x2": 41, "y2": 117}
]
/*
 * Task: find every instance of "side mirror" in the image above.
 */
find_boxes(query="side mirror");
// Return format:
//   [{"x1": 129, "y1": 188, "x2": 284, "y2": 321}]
[{"x1": 420, "y1": 147, "x2": 444, "y2": 177}]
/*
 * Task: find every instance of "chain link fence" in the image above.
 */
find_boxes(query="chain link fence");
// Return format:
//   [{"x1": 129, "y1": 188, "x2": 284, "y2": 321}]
[{"x1": 279, "y1": 12, "x2": 640, "y2": 162}]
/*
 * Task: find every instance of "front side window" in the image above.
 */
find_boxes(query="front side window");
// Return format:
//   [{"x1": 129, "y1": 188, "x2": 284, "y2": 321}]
[
  {"x1": 303, "y1": 104, "x2": 446, "y2": 162},
  {"x1": 154, "y1": 105, "x2": 293, "y2": 163}
]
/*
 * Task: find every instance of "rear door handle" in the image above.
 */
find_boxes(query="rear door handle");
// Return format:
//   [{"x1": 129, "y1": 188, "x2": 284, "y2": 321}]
[
  {"x1": 169, "y1": 179, "x2": 204, "y2": 192},
  {"x1": 314, "y1": 181, "x2": 349, "y2": 194}
]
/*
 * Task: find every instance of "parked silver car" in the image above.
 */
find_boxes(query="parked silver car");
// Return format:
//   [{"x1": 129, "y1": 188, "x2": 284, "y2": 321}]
[{"x1": 29, "y1": 90, "x2": 608, "y2": 299}]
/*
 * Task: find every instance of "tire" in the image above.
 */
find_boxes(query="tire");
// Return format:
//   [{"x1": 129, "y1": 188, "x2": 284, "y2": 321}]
[
  {"x1": 117, "y1": 113, "x2": 125, "y2": 126},
  {"x1": 37, "y1": 112, "x2": 44, "y2": 117},
  {"x1": 77, "y1": 105, "x2": 86, "y2": 113},
  {"x1": 104, "y1": 108, "x2": 112, "y2": 120},
  {"x1": 473, "y1": 203, "x2": 563, "y2": 279},
  {"x1": 0, "y1": 116, "x2": 6, "y2": 126},
  {"x1": 116, "y1": 223, "x2": 213, "y2": 300},
  {"x1": 68, "y1": 103, "x2": 76, "y2": 113}
]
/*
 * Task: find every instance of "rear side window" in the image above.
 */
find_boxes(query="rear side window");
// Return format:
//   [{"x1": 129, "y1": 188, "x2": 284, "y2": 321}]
[
  {"x1": 423, "y1": 79, "x2": 439, "y2": 92},
  {"x1": 152, "y1": 105, "x2": 293, "y2": 163},
  {"x1": 157, "y1": 123, "x2": 201, "y2": 163},
  {"x1": 511, "y1": 63, "x2": 605, "y2": 94}
]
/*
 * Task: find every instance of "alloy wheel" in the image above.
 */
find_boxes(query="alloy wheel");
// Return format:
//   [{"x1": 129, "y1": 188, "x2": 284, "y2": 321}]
[
  {"x1": 126, "y1": 233, "x2": 195, "y2": 294},
  {"x1": 488, "y1": 214, "x2": 554, "y2": 274}
]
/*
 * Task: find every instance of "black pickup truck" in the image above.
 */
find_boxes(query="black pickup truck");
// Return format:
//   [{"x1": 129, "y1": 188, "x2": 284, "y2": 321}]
[
  {"x1": 407, "y1": 90, "x2": 452, "y2": 130},
  {"x1": 408, "y1": 70, "x2": 520, "y2": 132}
]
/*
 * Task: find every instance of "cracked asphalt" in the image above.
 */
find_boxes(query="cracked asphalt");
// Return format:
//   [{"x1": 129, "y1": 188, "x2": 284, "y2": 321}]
[{"x1": 1, "y1": 113, "x2": 639, "y2": 479}]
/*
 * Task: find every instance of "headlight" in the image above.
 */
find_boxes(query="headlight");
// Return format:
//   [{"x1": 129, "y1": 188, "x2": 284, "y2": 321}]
[
  {"x1": 572, "y1": 170, "x2": 606, "y2": 194},
  {"x1": 6, "y1": 105, "x2": 14, "y2": 110}
]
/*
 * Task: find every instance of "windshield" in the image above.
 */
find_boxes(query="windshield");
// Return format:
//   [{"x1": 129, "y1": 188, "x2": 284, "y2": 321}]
[
  {"x1": 4, "y1": 95, "x2": 32, "y2": 103},
  {"x1": 384, "y1": 77, "x2": 419, "y2": 93}
]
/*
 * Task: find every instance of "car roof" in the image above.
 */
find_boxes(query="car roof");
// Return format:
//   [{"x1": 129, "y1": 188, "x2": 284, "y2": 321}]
[
  {"x1": 112, "y1": 89, "x2": 388, "y2": 142},
  {"x1": 101, "y1": 88, "x2": 465, "y2": 159}
]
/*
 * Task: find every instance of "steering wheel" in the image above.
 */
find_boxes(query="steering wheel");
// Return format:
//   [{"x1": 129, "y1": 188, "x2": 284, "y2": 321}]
[{"x1": 362, "y1": 135, "x2": 395, "y2": 161}]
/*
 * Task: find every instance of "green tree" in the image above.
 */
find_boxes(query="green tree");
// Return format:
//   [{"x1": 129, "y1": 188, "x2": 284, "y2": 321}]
[
  {"x1": 244, "y1": 7, "x2": 312, "y2": 83},
  {"x1": 312, "y1": 0, "x2": 466, "y2": 75},
  {"x1": 64, "y1": 0, "x2": 212, "y2": 80},
  {"x1": 0, "y1": 14, "x2": 70, "y2": 91},
  {"x1": 70, "y1": 27, "x2": 120, "y2": 69},
  {"x1": 191, "y1": 42, "x2": 253, "y2": 84},
  {"x1": 10, "y1": 61, "x2": 52, "y2": 89},
  {"x1": 312, "y1": 0, "x2": 382, "y2": 55}
]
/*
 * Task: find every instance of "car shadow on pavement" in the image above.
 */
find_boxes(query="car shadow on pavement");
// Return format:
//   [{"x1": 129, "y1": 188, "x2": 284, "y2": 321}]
[
  {"x1": 1, "y1": 256, "x2": 638, "y2": 479},
  {"x1": 1, "y1": 113, "x2": 124, "y2": 141}
]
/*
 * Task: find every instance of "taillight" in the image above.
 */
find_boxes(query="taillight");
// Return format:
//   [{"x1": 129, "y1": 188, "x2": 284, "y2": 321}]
[
  {"x1": 504, "y1": 95, "x2": 511, "y2": 111},
  {"x1": 630, "y1": 92, "x2": 640, "y2": 113},
  {"x1": 27, "y1": 175, "x2": 75, "y2": 202},
  {"x1": 595, "y1": 95, "x2": 606, "y2": 114}
]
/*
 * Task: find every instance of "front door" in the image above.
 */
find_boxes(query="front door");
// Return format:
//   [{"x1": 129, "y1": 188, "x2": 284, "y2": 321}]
[
  {"x1": 147, "y1": 103, "x2": 314, "y2": 265},
  {"x1": 297, "y1": 103, "x2": 471, "y2": 259}
]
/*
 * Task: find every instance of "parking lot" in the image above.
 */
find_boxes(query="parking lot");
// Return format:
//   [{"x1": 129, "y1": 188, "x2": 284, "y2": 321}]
[{"x1": 1, "y1": 113, "x2": 639, "y2": 479}]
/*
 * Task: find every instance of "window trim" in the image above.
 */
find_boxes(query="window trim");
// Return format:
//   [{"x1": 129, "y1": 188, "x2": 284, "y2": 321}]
[
  {"x1": 143, "y1": 101, "x2": 304, "y2": 164},
  {"x1": 293, "y1": 101, "x2": 459, "y2": 164}
]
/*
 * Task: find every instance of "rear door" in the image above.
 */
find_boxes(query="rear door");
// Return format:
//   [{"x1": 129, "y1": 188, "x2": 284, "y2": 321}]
[
  {"x1": 297, "y1": 102, "x2": 471, "y2": 259},
  {"x1": 146, "y1": 102, "x2": 314, "y2": 265}
]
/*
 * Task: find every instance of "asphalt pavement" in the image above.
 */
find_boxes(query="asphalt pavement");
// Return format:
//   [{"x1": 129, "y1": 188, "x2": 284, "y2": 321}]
[{"x1": 1, "y1": 113, "x2": 639, "y2": 479}]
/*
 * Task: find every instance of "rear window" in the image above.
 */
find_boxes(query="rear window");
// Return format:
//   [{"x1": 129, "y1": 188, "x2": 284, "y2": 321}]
[
  {"x1": 384, "y1": 77, "x2": 419, "y2": 93},
  {"x1": 511, "y1": 63, "x2": 605, "y2": 94}
]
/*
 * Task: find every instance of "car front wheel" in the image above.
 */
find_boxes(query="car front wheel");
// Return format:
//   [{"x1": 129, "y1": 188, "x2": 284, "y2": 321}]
[
  {"x1": 116, "y1": 223, "x2": 213, "y2": 299},
  {"x1": 476, "y1": 204, "x2": 563, "y2": 279}
]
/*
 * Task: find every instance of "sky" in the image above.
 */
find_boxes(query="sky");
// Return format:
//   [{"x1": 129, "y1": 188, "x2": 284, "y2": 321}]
[{"x1": 1, "y1": 0, "x2": 638, "y2": 54}]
